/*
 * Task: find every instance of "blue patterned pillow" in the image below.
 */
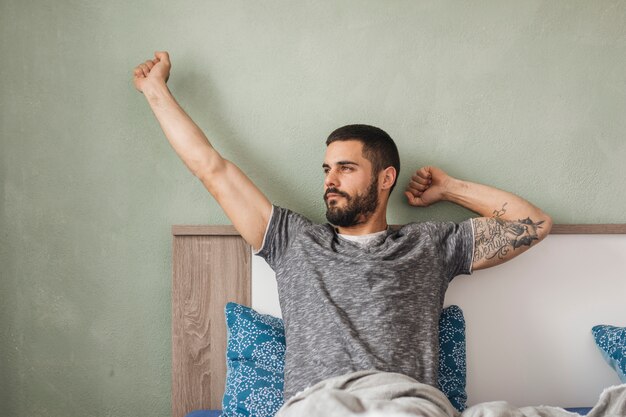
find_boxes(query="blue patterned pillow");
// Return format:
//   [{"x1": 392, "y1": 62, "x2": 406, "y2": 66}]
[
  {"x1": 222, "y1": 303, "x2": 286, "y2": 417},
  {"x1": 223, "y1": 303, "x2": 467, "y2": 416},
  {"x1": 438, "y1": 305, "x2": 467, "y2": 411},
  {"x1": 592, "y1": 324, "x2": 626, "y2": 383}
]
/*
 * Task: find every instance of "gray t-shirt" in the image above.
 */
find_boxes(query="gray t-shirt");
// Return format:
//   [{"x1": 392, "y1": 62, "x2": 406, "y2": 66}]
[{"x1": 256, "y1": 205, "x2": 475, "y2": 399}]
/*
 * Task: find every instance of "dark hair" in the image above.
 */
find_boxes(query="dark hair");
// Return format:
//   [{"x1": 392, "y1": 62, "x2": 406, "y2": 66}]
[{"x1": 326, "y1": 124, "x2": 400, "y2": 193}]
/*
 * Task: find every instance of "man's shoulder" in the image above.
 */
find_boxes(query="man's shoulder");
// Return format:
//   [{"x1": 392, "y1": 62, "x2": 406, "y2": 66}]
[
  {"x1": 270, "y1": 205, "x2": 331, "y2": 234},
  {"x1": 390, "y1": 219, "x2": 473, "y2": 241},
  {"x1": 272, "y1": 205, "x2": 313, "y2": 225},
  {"x1": 391, "y1": 220, "x2": 445, "y2": 232},
  {"x1": 393, "y1": 219, "x2": 472, "y2": 230},
  {"x1": 256, "y1": 205, "x2": 333, "y2": 263}
]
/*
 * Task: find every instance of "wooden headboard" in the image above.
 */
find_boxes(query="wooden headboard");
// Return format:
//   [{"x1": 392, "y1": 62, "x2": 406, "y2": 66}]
[
  {"x1": 171, "y1": 226, "x2": 251, "y2": 417},
  {"x1": 171, "y1": 223, "x2": 626, "y2": 416}
]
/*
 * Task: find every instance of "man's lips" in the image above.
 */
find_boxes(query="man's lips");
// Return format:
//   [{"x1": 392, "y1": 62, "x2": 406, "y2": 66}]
[{"x1": 325, "y1": 188, "x2": 349, "y2": 201}]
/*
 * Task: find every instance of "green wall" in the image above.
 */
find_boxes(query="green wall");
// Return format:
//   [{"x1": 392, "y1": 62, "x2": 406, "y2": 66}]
[{"x1": 1, "y1": 1, "x2": 625, "y2": 416}]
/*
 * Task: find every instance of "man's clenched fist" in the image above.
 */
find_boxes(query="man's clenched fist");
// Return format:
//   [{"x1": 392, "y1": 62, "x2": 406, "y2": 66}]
[
  {"x1": 405, "y1": 165, "x2": 453, "y2": 207},
  {"x1": 133, "y1": 51, "x2": 171, "y2": 93}
]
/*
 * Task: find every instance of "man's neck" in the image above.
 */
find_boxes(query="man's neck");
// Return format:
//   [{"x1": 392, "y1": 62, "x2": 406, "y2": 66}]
[{"x1": 335, "y1": 210, "x2": 389, "y2": 236}]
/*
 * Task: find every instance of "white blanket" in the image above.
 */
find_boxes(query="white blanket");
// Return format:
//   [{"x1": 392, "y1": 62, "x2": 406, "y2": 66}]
[{"x1": 275, "y1": 370, "x2": 626, "y2": 417}]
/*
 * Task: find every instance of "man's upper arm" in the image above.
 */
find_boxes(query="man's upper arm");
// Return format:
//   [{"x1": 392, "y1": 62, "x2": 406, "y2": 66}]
[
  {"x1": 471, "y1": 216, "x2": 550, "y2": 271},
  {"x1": 196, "y1": 159, "x2": 272, "y2": 252}
]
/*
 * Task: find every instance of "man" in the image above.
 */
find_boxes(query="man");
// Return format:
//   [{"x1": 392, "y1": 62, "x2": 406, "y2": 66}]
[{"x1": 133, "y1": 51, "x2": 552, "y2": 410}]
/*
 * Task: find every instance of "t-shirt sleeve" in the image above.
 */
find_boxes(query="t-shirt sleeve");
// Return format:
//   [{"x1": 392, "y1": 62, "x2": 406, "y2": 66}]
[
  {"x1": 255, "y1": 205, "x2": 312, "y2": 270},
  {"x1": 427, "y1": 218, "x2": 475, "y2": 281}
]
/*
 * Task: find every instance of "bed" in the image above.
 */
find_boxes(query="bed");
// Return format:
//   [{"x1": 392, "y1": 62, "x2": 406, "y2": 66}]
[{"x1": 171, "y1": 224, "x2": 626, "y2": 417}]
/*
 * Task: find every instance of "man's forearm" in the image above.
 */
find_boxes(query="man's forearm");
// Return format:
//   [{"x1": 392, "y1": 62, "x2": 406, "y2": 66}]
[
  {"x1": 444, "y1": 178, "x2": 553, "y2": 267},
  {"x1": 443, "y1": 179, "x2": 549, "y2": 222},
  {"x1": 142, "y1": 81, "x2": 221, "y2": 177}
]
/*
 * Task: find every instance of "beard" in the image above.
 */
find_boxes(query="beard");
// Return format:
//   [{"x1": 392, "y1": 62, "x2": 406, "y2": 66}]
[{"x1": 324, "y1": 179, "x2": 379, "y2": 227}]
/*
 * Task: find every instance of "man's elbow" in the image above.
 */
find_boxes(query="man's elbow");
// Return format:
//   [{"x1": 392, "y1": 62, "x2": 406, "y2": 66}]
[
  {"x1": 538, "y1": 213, "x2": 553, "y2": 240},
  {"x1": 194, "y1": 157, "x2": 228, "y2": 194}
]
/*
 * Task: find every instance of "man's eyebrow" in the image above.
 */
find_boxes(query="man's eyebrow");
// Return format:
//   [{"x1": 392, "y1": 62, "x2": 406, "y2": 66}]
[{"x1": 322, "y1": 161, "x2": 359, "y2": 168}]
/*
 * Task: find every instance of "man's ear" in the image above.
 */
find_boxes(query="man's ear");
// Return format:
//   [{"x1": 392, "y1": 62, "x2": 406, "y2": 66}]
[{"x1": 379, "y1": 166, "x2": 397, "y2": 190}]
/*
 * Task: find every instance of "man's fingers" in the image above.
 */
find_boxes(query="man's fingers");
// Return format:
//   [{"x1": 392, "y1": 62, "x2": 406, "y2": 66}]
[
  {"x1": 408, "y1": 181, "x2": 427, "y2": 193},
  {"x1": 132, "y1": 52, "x2": 170, "y2": 82},
  {"x1": 411, "y1": 174, "x2": 431, "y2": 185},
  {"x1": 154, "y1": 51, "x2": 171, "y2": 65},
  {"x1": 138, "y1": 63, "x2": 150, "y2": 77},
  {"x1": 411, "y1": 167, "x2": 433, "y2": 182},
  {"x1": 404, "y1": 191, "x2": 426, "y2": 207},
  {"x1": 419, "y1": 167, "x2": 433, "y2": 179},
  {"x1": 133, "y1": 52, "x2": 169, "y2": 84},
  {"x1": 412, "y1": 167, "x2": 432, "y2": 183}
]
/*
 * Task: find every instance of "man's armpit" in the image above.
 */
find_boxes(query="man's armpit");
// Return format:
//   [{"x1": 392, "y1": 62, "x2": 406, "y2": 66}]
[{"x1": 472, "y1": 216, "x2": 545, "y2": 265}]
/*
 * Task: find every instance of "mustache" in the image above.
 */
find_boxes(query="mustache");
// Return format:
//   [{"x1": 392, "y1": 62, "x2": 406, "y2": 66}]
[{"x1": 324, "y1": 188, "x2": 350, "y2": 200}]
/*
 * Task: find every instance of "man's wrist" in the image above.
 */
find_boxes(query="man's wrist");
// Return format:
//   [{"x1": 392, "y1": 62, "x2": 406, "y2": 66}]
[
  {"x1": 142, "y1": 80, "x2": 171, "y2": 103},
  {"x1": 441, "y1": 177, "x2": 466, "y2": 202}
]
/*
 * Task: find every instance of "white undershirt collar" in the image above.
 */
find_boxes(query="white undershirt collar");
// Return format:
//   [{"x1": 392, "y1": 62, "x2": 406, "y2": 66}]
[{"x1": 338, "y1": 228, "x2": 389, "y2": 245}]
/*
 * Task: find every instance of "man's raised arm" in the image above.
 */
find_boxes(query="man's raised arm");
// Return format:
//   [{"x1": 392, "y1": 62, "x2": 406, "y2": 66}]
[
  {"x1": 133, "y1": 51, "x2": 271, "y2": 251},
  {"x1": 405, "y1": 166, "x2": 553, "y2": 271}
]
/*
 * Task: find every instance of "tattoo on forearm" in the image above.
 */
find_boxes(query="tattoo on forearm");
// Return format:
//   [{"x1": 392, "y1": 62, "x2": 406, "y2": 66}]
[{"x1": 473, "y1": 203, "x2": 545, "y2": 262}]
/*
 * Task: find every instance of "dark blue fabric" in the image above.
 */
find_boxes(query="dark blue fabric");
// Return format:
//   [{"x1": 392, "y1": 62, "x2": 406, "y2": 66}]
[
  {"x1": 438, "y1": 305, "x2": 467, "y2": 411},
  {"x1": 184, "y1": 411, "x2": 222, "y2": 417},
  {"x1": 592, "y1": 324, "x2": 626, "y2": 382},
  {"x1": 564, "y1": 407, "x2": 592, "y2": 415},
  {"x1": 223, "y1": 303, "x2": 286, "y2": 417}
]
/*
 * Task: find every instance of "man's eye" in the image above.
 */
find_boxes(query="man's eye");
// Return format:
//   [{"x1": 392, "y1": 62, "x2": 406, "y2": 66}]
[{"x1": 341, "y1": 166, "x2": 352, "y2": 172}]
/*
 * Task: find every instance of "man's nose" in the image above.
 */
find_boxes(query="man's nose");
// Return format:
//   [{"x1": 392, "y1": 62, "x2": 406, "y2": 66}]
[{"x1": 324, "y1": 169, "x2": 339, "y2": 188}]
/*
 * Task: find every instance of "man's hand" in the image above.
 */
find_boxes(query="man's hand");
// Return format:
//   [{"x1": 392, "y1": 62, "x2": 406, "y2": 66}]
[
  {"x1": 405, "y1": 166, "x2": 453, "y2": 207},
  {"x1": 133, "y1": 51, "x2": 171, "y2": 93}
]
